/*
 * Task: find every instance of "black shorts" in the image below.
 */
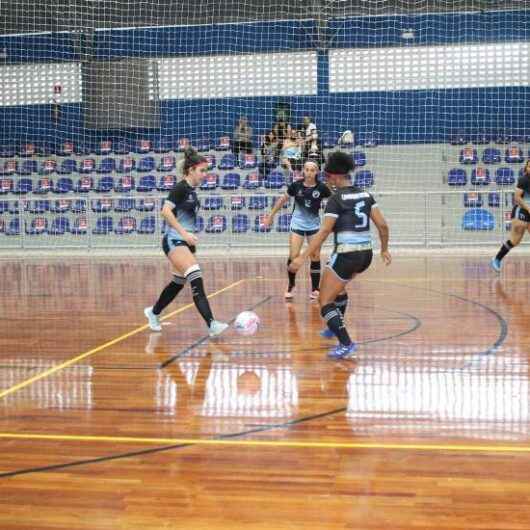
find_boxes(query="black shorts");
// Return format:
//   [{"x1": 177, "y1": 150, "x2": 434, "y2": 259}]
[
  {"x1": 511, "y1": 205, "x2": 530, "y2": 223},
  {"x1": 162, "y1": 235, "x2": 196, "y2": 256},
  {"x1": 291, "y1": 228, "x2": 319, "y2": 237},
  {"x1": 327, "y1": 249, "x2": 373, "y2": 281}
]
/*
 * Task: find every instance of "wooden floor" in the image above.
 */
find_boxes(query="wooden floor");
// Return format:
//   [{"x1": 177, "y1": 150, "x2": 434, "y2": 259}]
[{"x1": 1, "y1": 254, "x2": 530, "y2": 529}]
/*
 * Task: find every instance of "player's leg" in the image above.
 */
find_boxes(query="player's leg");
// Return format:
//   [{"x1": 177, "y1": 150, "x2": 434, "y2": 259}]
[
  {"x1": 285, "y1": 231, "x2": 304, "y2": 299},
  {"x1": 307, "y1": 231, "x2": 322, "y2": 299},
  {"x1": 491, "y1": 212, "x2": 527, "y2": 272}
]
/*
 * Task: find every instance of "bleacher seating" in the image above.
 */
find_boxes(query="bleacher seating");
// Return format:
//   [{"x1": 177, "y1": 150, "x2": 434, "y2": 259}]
[
  {"x1": 254, "y1": 214, "x2": 271, "y2": 233},
  {"x1": 134, "y1": 139, "x2": 152, "y2": 154},
  {"x1": 276, "y1": 213, "x2": 291, "y2": 232},
  {"x1": 488, "y1": 192, "x2": 500, "y2": 208},
  {"x1": 95, "y1": 140, "x2": 113, "y2": 156},
  {"x1": 240, "y1": 153, "x2": 257, "y2": 170},
  {"x1": 18, "y1": 160, "x2": 38, "y2": 175},
  {"x1": 505, "y1": 145, "x2": 524, "y2": 163},
  {"x1": 243, "y1": 172, "x2": 261, "y2": 189},
  {"x1": 232, "y1": 214, "x2": 249, "y2": 233},
  {"x1": 248, "y1": 195, "x2": 268, "y2": 210},
  {"x1": 71, "y1": 216, "x2": 88, "y2": 235},
  {"x1": 203, "y1": 196, "x2": 224, "y2": 210},
  {"x1": 75, "y1": 176, "x2": 94, "y2": 193},
  {"x1": 205, "y1": 215, "x2": 227, "y2": 233},
  {"x1": 137, "y1": 216, "x2": 156, "y2": 234},
  {"x1": 264, "y1": 171, "x2": 284, "y2": 189},
  {"x1": 117, "y1": 157, "x2": 136, "y2": 173},
  {"x1": 54, "y1": 177, "x2": 74, "y2": 194},
  {"x1": 5, "y1": 217, "x2": 21, "y2": 236},
  {"x1": 0, "y1": 178, "x2": 14, "y2": 194},
  {"x1": 354, "y1": 170, "x2": 374, "y2": 189},
  {"x1": 463, "y1": 192, "x2": 483, "y2": 207},
  {"x1": 26, "y1": 217, "x2": 47, "y2": 235},
  {"x1": 137, "y1": 156, "x2": 156, "y2": 172},
  {"x1": 216, "y1": 136, "x2": 231, "y2": 151},
  {"x1": 97, "y1": 158, "x2": 116, "y2": 174},
  {"x1": 137, "y1": 175, "x2": 156, "y2": 192},
  {"x1": 13, "y1": 178, "x2": 32, "y2": 194},
  {"x1": 93, "y1": 216, "x2": 114, "y2": 235},
  {"x1": 50, "y1": 199, "x2": 71, "y2": 213},
  {"x1": 57, "y1": 159, "x2": 77, "y2": 175},
  {"x1": 470, "y1": 167, "x2": 491, "y2": 186},
  {"x1": 158, "y1": 174, "x2": 176, "y2": 191},
  {"x1": 49, "y1": 216, "x2": 70, "y2": 235},
  {"x1": 495, "y1": 167, "x2": 515, "y2": 186},
  {"x1": 482, "y1": 147, "x2": 501, "y2": 164},
  {"x1": 461, "y1": 208, "x2": 495, "y2": 230},
  {"x1": 221, "y1": 172, "x2": 240, "y2": 190},
  {"x1": 1, "y1": 160, "x2": 17, "y2": 175},
  {"x1": 459, "y1": 146, "x2": 478, "y2": 164},
  {"x1": 115, "y1": 175, "x2": 135, "y2": 193},
  {"x1": 115, "y1": 216, "x2": 136, "y2": 234},
  {"x1": 95, "y1": 176, "x2": 114, "y2": 193},
  {"x1": 157, "y1": 155, "x2": 175, "y2": 172},
  {"x1": 200, "y1": 173, "x2": 219, "y2": 191},
  {"x1": 353, "y1": 151, "x2": 367, "y2": 167},
  {"x1": 219, "y1": 153, "x2": 236, "y2": 170},
  {"x1": 57, "y1": 141, "x2": 75, "y2": 157},
  {"x1": 136, "y1": 198, "x2": 156, "y2": 212},
  {"x1": 230, "y1": 196, "x2": 245, "y2": 210}
]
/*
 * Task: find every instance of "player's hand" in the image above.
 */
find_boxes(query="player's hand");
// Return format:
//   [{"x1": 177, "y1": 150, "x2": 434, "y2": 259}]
[
  {"x1": 184, "y1": 232, "x2": 199, "y2": 246},
  {"x1": 289, "y1": 256, "x2": 303, "y2": 273},
  {"x1": 380, "y1": 250, "x2": 392, "y2": 266},
  {"x1": 262, "y1": 215, "x2": 273, "y2": 228}
]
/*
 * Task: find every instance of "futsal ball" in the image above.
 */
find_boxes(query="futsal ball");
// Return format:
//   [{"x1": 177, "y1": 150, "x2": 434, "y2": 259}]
[{"x1": 234, "y1": 311, "x2": 260, "y2": 336}]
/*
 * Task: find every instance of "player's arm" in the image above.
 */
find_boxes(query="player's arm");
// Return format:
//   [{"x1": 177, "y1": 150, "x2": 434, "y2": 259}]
[
  {"x1": 513, "y1": 186, "x2": 530, "y2": 213},
  {"x1": 289, "y1": 216, "x2": 336, "y2": 272},
  {"x1": 370, "y1": 206, "x2": 391, "y2": 266},
  {"x1": 161, "y1": 195, "x2": 198, "y2": 246},
  {"x1": 263, "y1": 192, "x2": 290, "y2": 227}
]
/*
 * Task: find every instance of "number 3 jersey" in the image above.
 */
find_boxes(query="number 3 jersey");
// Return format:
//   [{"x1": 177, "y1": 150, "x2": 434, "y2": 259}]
[
  {"x1": 324, "y1": 186, "x2": 378, "y2": 247},
  {"x1": 286, "y1": 180, "x2": 331, "y2": 231}
]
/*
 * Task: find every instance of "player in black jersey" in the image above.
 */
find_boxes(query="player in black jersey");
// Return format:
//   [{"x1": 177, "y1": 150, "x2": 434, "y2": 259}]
[
  {"x1": 491, "y1": 160, "x2": 530, "y2": 272},
  {"x1": 263, "y1": 160, "x2": 331, "y2": 299},
  {"x1": 289, "y1": 151, "x2": 391, "y2": 360},
  {"x1": 144, "y1": 148, "x2": 228, "y2": 337}
]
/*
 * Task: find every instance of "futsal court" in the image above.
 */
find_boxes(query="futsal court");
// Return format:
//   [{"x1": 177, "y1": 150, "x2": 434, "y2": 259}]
[{"x1": 1, "y1": 253, "x2": 530, "y2": 529}]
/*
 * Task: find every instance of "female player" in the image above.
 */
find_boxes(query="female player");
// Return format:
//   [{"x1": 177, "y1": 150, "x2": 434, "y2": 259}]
[
  {"x1": 289, "y1": 151, "x2": 391, "y2": 360},
  {"x1": 263, "y1": 160, "x2": 331, "y2": 299},
  {"x1": 491, "y1": 159, "x2": 530, "y2": 272},
  {"x1": 144, "y1": 148, "x2": 228, "y2": 337}
]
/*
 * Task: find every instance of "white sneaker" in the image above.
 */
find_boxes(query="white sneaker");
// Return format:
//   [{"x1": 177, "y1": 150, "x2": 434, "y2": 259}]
[
  {"x1": 209, "y1": 320, "x2": 229, "y2": 337},
  {"x1": 144, "y1": 307, "x2": 162, "y2": 332}
]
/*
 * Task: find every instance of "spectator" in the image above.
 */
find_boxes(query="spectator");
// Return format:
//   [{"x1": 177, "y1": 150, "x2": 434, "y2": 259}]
[
  {"x1": 280, "y1": 129, "x2": 303, "y2": 174},
  {"x1": 233, "y1": 116, "x2": 253, "y2": 155},
  {"x1": 303, "y1": 116, "x2": 318, "y2": 145},
  {"x1": 272, "y1": 116, "x2": 291, "y2": 153},
  {"x1": 259, "y1": 130, "x2": 278, "y2": 178}
]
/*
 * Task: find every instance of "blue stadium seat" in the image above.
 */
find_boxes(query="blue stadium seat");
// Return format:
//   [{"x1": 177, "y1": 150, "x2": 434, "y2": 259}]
[
  {"x1": 200, "y1": 173, "x2": 219, "y2": 191},
  {"x1": 461, "y1": 209, "x2": 495, "y2": 230},
  {"x1": 219, "y1": 153, "x2": 236, "y2": 170},
  {"x1": 196, "y1": 138, "x2": 211, "y2": 152},
  {"x1": 276, "y1": 213, "x2": 292, "y2": 232},
  {"x1": 240, "y1": 153, "x2": 257, "y2": 170},
  {"x1": 91, "y1": 199, "x2": 113, "y2": 213},
  {"x1": 216, "y1": 136, "x2": 231, "y2": 151},
  {"x1": 459, "y1": 147, "x2": 478, "y2": 164},
  {"x1": 115, "y1": 175, "x2": 135, "y2": 193},
  {"x1": 57, "y1": 141, "x2": 75, "y2": 157},
  {"x1": 203, "y1": 196, "x2": 224, "y2": 210},
  {"x1": 74, "y1": 143, "x2": 91, "y2": 156},
  {"x1": 117, "y1": 157, "x2": 136, "y2": 173},
  {"x1": 0, "y1": 201, "x2": 9, "y2": 214},
  {"x1": 49, "y1": 216, "x2": 70, "y2": 235},
  {"x1": 38, "y1": 159, "x2": 56, "y2": 175},
  {"x1": 248, "y1": 195, "x2": 268, "y2": 210},
  {"x1": 495, "y1": 167, "x2": 515, "y2": 186},
  {"x1": 354, "y1": 170, "x2": 374, "y2": 189},
  {"x1": 353, "y1": 151, "x2": 367, "y2": 167},
  {"x1": 488, "y1": 192, "x2": 500, "y2": 208},
  {"x1": 138, "y1": 216, "x2": 156, "y2": 234},
  {"x1": 18, "y1": 160, "x2": 38, "y2": 175},
  {"x1": 115, "y1": 198, "x2": 135, "y2": 212},
  {"x1": 93, "y1": 140, "x2": 112, "y2": 156},
  {"x1": 0, "y1": 178, "x2": 14, "y2": 195},
  {"x1": 264, "y1": 170, "x2": 285, "y2": 189},
  {"x1": 113, "y1": 142, "x2": 130, "y2": 155},
  {"x1": 71, "y1": 216, "x2": 88, "y2": 235},
  {"x1": 157, "y1": 155, "x2": 176, "y2": 172},
  {"x1": 5, "y1": 217, "x2": 21, "y2": 236},
  {"x1": 1, "y1": 159, "x2": 17, "y2": 176},
  {"x1": 205, "y1": 154, "x2": 216, "y2": 170},
  {"x1": 75, "y1": 176, "x2": 94, "y2": 193},
  {"x1": 221, "y1": 172, "x2": 240, "y2": 190},
  {"x1": 54, "y1": 177, "x2": 74, "y2": 194},
  {"x1": 243, "y1": 172, "x2": 261, "y2": 189},
  {"x1": 136, "y1": 198, "x2": 156, "y2": 212},
  {"x1": 50, "y1": 199, "x2": 71, "y2": 213},
  {"x1": 177, "y1": 138, "x2": 190, "y2": 152},
  {"x1": 205, "y1": 215, "x2": 227, "y2": 233},
  {"x1": 158, "y1": 174, "x2": 176, "y2": 191},
  {"x1": 153, "y1": 139, "x2": 172, "y2": 153},
  {"x1": 18, "y1": 143, "x2": 37, "y2": 157},
  {"x1": 470, "y1": 167, "x2": 491, "y2": 186},
  {"x1": 0, "y1": 145, "x2": 16, "y2": 158},
  {"x1": 57, "y1": 159, "x2": 77, "y2": 175},
  {"x1": 93, "y1": 216, "x2": 114, "y2": 235},
  {"x1": 195, "y1": 216, "x2": 205, "y2": 233},
  {"x1": 133, "y1": 139, "x2": 152, "y2": 154},
  {"x1": 463, "y1": 192, "x2": 483, "y2": 207},
  {"x1": 95, "y1": 175, "x2": 114, "y2": 193},
  {"x1": 482, "y1": 147, "x2": 501, "y2": 164},
  {"x1": 115, "y1": 216, "x2": 136, "y2": 234},
  {"x1": 232, "y1": 214, "x2": 249, "y2": 233},
  {"x1": 26, "y1": 217, "x2": 48, "y2": 235},
  {"x1": 230, "y1": 195, "x2": 245, "y2": 210},
  {"x1": 137, "y1": 175, "x2": 156, "y2": 192},
  {"x1": 137, "y1": 156, "x2": 156, "y2": 172},
  {"x1": 254, "y1": 214, "x2": 271, "y2": 233},
  {"x1": 28, "y1": 200, "x2": 50, "y2": 214},
  {"x1": 34, "y1": 177, "x2": 53, "y2": 195},
  {"x1": 79, "y1": 158, "x2": 96, "y2": 174},
  {"x1": 72, "y1": 199, "x2": 87, "y2": 213},
  {"x1": 97, "y1": 157, "x2": 116, "y2": 174},
  {"x1": 505, "y1": 146, "x2": 524, "y2": 163},
  {"x1": 8, "y1": 201, "x2": 19, "y2": 214},
  {"x1": 13, "y1": 178, "x2": 32, "y2": 195}
]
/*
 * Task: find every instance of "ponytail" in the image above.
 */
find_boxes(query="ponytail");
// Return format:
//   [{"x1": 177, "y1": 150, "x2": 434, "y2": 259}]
[{"x1": 182, "y1": 147, "x2": 207, "y2": 175}]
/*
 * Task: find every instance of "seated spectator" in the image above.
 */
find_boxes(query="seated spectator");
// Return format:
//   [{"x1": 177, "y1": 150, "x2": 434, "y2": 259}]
[
  {"x1": 302, "y1": 116, "x2": 318, "y2": 146},
  {"x1": 259, "y1": 131, "x2": 278, "y2": 178},
  {"x1": 233, "y1": 116, "x2": 253, "y2": 155},
  {"x1": 280, "y1": 129, "x2": 303, "y2": 173},
  {"x1": 272, "y1": 117, "x2": 291, "y2": 153}
]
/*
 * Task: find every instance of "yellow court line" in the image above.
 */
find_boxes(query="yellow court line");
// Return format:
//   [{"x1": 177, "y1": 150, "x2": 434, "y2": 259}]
[
  {"x1": 0, "y1": 279, "x2": 246, "y2": 400},
  {"x1": 0, "y1": 432, "x2": 529, "y2": 454}
]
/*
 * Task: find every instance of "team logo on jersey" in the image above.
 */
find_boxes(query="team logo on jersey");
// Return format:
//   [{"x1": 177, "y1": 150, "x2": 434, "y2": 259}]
[{"x1": 312, "y1": 190, "x2": 320, "y2": 199}]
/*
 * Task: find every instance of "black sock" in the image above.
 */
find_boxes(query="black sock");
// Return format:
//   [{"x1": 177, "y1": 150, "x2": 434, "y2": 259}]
[
  {"x1": 287, "y1": 258, "x2": 296, "y2": 291},
  {"x1": 152, "y1": 275, "x2": 186, "y2": 315},
  {"x1": 495, "y1": 240, "x2": 514, "y2": 262},
  {"x1": 186, "y1": 268, "x2": 214, "y2": 327},
  {"x1": 310, "y1": 260, "x2": 321, "y2": 291},
  {"x1": 321, "y1": 303, "x2": 352, "y2": 346},
  {"x1": 335, "y1": 293, "x2": 348, "y2": 318}
]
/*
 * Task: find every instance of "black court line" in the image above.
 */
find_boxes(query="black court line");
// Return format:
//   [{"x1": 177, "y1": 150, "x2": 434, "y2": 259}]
[
  {"x1": 0, "y1": 407, "x2": 347, "y2": 479},
  {"x1": 159, "y1": 295, "x2": 273, "y2": 368}
]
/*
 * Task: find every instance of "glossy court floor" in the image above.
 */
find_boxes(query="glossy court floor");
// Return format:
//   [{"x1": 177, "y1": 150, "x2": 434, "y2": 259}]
[{"x1": 1, "y1": 255, "x2": 530, "y2": 529}]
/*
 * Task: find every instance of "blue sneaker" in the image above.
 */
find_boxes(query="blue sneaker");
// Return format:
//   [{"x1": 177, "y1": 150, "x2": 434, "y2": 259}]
[
  {"x1": 490, "y1": 258, "x2": 502, "y2": 273},
  {"x1": 320, "y1": 328, "x2": 335, "y2": 339},
  {"x1": 327, "y1": 343, "x2": 357, "y2": 360}
]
